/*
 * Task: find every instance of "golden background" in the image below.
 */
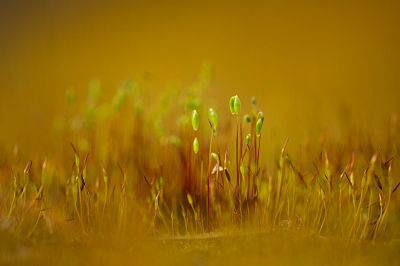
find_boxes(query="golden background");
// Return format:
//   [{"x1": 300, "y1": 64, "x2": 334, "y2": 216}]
[{"x1": 1, "y1": 0, "x2": 399, "y2": 152}]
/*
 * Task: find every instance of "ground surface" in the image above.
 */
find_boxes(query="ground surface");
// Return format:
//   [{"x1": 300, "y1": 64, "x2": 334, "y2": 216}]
[{"x1": 1, "y1": 229, "x2": 399, "y2": 265}]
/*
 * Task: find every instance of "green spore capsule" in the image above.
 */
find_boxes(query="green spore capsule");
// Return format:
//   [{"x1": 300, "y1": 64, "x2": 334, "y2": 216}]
[
  {"x1": 192, "y1": 110, "x2": 199, "y2": 131},
  {"x1": 256, "y1": 118, "x2": 262, "y2": 137},
  {"x1": 103, "y1": 172, "x2": 108, "y2": 184},
  {"x1": 246, "y1": 134, "x2": 251, "y2": 145},
  {"x1": 244, "y1": 114, "x2": 251, "y2": 124},
  {"x1": 187, "y1": 194, "x2": 193, "y2": 205},
  {"x1": 234, "y1": 95, "x2": 241, "y2": 114},
  {"x1": 259, "y1": 112, "x2": 265, "y2": 124},
  {"x1": 230, "y1": 95, "x2": 241, "y2": 115},
  {"x1": 209, "y1": 108, "x2": 218, "y2": 128},
  {"x1": 212, "y1": 152, "x2": 218, "y2": 162},
  {"x1": 251, "y1": 96, "x2": 257, "y2": 106},
  {"x1": 193, "y1": 137, "x2": 199, "y2": 154},
  {"x1": 229, "y1": 96, "x2": 235, "y2": 114}
]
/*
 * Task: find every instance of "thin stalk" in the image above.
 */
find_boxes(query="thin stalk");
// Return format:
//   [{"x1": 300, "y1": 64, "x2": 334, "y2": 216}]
[
  {"x1": 236, "y1": 116, "x2": 239, "y2": 196},
  {"x1": 188, "y1": 130, "x2": 193, "y2": 194},
  {"x1": 100, "y1": 183, "x2": 108, "y2": 232},
  {"x1": 7, "y1": 190, "x2": 16, "y2": 220},
  {"x1": 207, "y1": 127, "x2": 213, "y2": 232}
]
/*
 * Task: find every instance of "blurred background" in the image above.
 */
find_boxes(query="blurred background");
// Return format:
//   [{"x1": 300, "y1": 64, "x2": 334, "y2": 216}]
[{"x1": 1, "y1": 0, "x2": 399, "y2": 154}]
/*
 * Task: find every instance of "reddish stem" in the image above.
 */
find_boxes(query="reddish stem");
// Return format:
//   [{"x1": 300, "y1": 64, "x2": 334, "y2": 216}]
[
  {"x1": 188, "y1": 130, "x2": 192, "y2": 194},
  {"x1": 236, "y1": 119, "x2": 239, "y2": 196}
]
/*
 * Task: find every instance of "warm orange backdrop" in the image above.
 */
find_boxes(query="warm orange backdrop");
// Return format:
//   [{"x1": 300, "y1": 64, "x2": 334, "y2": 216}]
[{"x1": 1, "y1": 0, "x2": 399, "y2": 152}]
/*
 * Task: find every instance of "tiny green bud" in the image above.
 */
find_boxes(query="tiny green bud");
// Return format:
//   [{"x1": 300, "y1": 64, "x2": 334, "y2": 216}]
[
  {"x1": 209, "y1": 108, "x2": 218, "y2": 128},
  {"x1": 230, "y1": 95, "x2": 241, "y2": 115},
  {"x1": 234, "y1": 95, "x2": 241, "y2": 114},
  {"x1": 251, "y1": 96, "x2": 257, "y2": 106},
  {"x1": 256, "y1": 119, "x2": 262, "y2": 137},
  {"x1": 187, "y1": 194, "x2": 193, "y2": 205},
  {"x1": 101, "y1": 162, "x2": 108, "y2": 183},
  {"x1": 212, "y1": 152, "x2": 218, "y2": 162},
  {"x1": 246, "y1": 134, "x2": 251, "y2": 145},
  {"x1": 244, "y1": 114, "x2": 251, "y2": 124},
  {"x1": 259, "y1": 112, "x2": 265, "y2": 124},
  {"x1": 229, "y1": 96, "x2": 235, "y2": 114},
  {"x1": 193, "y1": 137, "x2": 199, "y2": 154},
  {"x1": 192, "y1": 110, "x2": 199, "y2": 131}
]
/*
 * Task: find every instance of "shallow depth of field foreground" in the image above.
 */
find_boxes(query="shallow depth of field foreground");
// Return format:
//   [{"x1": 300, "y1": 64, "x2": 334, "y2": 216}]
[
  {"x1": 1, "y1": 71, "x2": 400, "y2": 265},
  {"x1": 1, "y1": 1, "x2": 400, "y2": 265}
]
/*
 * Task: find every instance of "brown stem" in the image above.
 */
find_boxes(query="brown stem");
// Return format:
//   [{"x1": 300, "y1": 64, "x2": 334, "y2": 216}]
[
  {"x1": 240, "y1": 120, "x2": 243, "y2": 192},
  {"x1": 188, "y1": 130, "x2": 192, "y2": 194},
  {"x1": 254, "y1": 130, "x2": 257, "y2": 195},
  {"x1": 256, "y1": 134, "x2": 261, "y2": 193},
  {"x1": 236, "y1": 116, "x2": 240, "y2": 198},
  {"x1": 208, "y1": 170, "x2": 210, "y2": 232},
  {"x1": 247, "y1": 118, "x2": 254, "y2": 199}
]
